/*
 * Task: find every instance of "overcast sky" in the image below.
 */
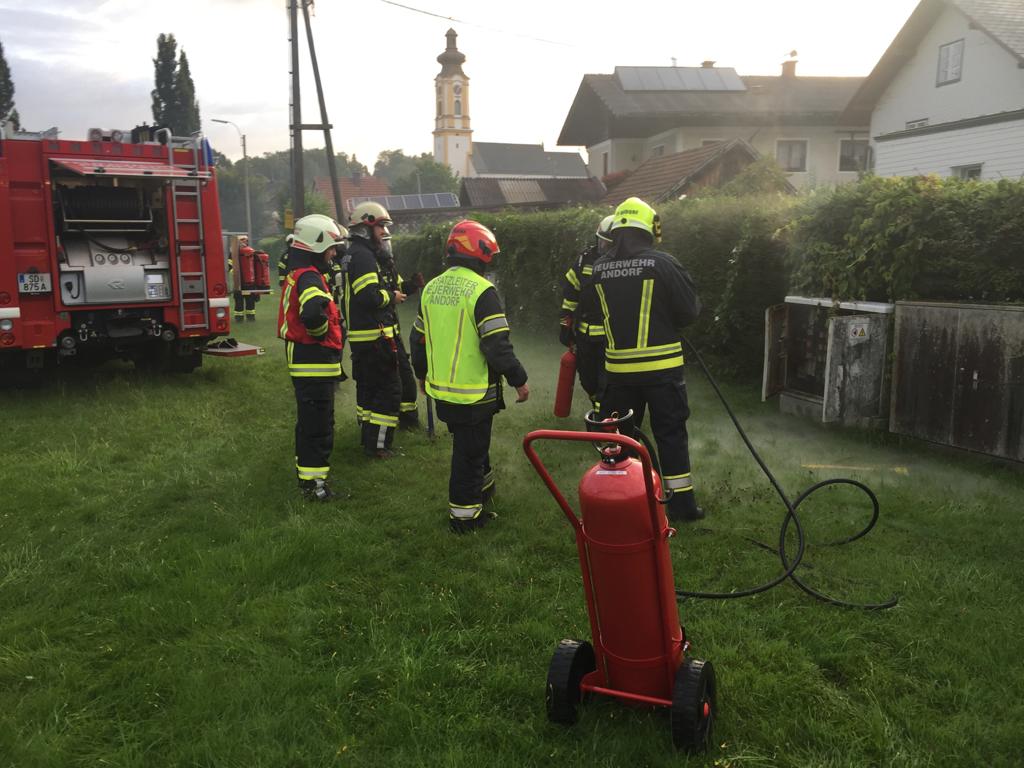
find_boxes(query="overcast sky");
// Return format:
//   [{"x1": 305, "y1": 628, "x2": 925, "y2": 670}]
[{"x1": 1, "y1": 0, "x2": 921, "y2": 165}]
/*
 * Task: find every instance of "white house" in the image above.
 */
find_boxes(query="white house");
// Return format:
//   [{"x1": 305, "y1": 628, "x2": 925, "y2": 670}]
[
  {"x1": 558, "y1": 62, "x2": 869, "y2": 190},
  {"x1": 842, "y1": 0, "x2": 1024, "y2": 180}
]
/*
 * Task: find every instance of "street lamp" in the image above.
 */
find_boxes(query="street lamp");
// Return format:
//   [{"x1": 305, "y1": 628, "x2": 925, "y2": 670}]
[{"x1": 211, "y1": 118, "x2": 252, "y2": 239}]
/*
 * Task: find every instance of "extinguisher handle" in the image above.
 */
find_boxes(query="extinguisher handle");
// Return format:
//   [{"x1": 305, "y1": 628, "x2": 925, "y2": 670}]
[{"x1": 522, "y1": 430, "x2": 659, "y2": 532}]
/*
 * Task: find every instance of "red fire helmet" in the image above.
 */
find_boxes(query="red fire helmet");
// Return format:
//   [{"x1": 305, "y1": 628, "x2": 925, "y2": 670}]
[{"x1": 446, "y1": 220, "x2": 500, "y2": 264}]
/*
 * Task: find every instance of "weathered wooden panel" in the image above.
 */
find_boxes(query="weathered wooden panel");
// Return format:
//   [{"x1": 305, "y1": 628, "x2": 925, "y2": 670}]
[
  {"x1": 891, "y1": 305, "x2": 958, "y2": 444},
  {"x1": 891, "y1": 302, "x2": 1024, "y2": 462},
  {"x1": 823, "y1": 315, "x2": 890, "y2": 426},
  {"x1": 762, "y1": 304, "x2": 787, "y2": 401}
]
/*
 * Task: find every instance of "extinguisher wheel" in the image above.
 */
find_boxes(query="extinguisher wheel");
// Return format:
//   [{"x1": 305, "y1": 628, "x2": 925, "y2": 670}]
[
  {"x1": 670, "y1": 658, "x2": 717, "y2": 752},
  {"x1": 545, "y1": 639, "x2": 596, "y2": 725}
]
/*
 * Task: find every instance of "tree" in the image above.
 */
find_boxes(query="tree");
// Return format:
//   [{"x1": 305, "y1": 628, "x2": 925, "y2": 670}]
[
  {"x1": 374, "y1": 149, "x2": 459, "y2": 195},
  {"x1": 174, "y1": 51, "x2": 201, "y2": 135},
  {"x1": 151, "y1": 34, "x2": 177, "y2": 129},
  {"x1": 150, "y1": 34, "x2": 201, "y2": 135},
  {"x1": 0, "y1": 38, "x2": 21, "y2": 130},
  {"x1": 391, "y1": 155, "x2": 459, "y2": 195}
]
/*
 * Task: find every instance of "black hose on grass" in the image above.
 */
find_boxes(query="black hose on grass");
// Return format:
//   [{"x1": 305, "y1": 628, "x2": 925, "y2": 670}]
[{"x1": 673, "y1": 337, "x2": 899, "y2": 611}]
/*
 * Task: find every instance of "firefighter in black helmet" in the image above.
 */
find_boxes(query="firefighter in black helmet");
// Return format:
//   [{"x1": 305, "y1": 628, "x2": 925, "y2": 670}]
[
  {"x1": 341, "y1": 201, "x2": 405, "y2": 457},
  {"x1": 579, "y1": 197, "x2": 704, "y2": 521}
]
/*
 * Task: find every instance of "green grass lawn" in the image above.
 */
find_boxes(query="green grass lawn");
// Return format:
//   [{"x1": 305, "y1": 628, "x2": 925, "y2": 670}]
[{"x1": 2, "y1": 299, "x2": 1023, "y2": 767}]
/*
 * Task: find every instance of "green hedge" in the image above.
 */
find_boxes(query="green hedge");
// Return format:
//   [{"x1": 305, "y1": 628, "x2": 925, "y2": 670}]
[
  {"x1": 787, "y1": 175, "x2": 1024, "y2": 302},
  {"x1": 394, "y1": 198, "x2": 795, "y2": 378}
]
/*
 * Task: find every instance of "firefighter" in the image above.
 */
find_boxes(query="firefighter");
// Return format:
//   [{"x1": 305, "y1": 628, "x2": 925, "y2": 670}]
[
  {"x1": 410, "y1": 220, "x2": 530, "y2": 533},
  {"x1": 233, "y1": 234, "x2": 258, "y2": 322},
  {"x1": 559, "y1": 215, "x2": 614, "y2": 408},
  {"x1": 579, "y1": 197, "x2": 704, "y2": 522},
  {"x1": 277, "y1": 214, "x2": 346, "y2": 501},
  {"x1": 341, "y1": 202, "x2": 405, "y2": 457}
]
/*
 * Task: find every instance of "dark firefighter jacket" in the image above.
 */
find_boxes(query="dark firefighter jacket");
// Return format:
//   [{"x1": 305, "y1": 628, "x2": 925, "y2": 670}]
[
  {"x1": 579, "y1": 239, "x2": 700, "y2": 383},
  {"x1": 279, "y1": 247, "x2": 343, "y2": 301},
  {"x1": 342, "y1": 238, "x2": 400, "y2": 344},
  {"x1": 560, "y1": 243, "x2": 606, "y2": 344},
  {"x1": 277, "y1": 249, "x2": 343, "y2": 378},
  {"x1": 410, "y1": 263, "x2": 528, "y2": 424}
]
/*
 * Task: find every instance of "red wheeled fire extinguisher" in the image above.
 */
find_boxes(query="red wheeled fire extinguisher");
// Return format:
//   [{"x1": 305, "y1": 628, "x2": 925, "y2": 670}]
[{"x1": 523, "y1": 411, "x2": 717, "y2": 752}]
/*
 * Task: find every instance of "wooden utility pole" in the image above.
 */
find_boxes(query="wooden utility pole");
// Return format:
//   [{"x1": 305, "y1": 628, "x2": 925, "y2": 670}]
[
  {"x1": 289, "y1": 0, "x2": 304, "y2": 218},
  {"x1": 288, "y1": 0, "x2": 342, "y2": 224}
]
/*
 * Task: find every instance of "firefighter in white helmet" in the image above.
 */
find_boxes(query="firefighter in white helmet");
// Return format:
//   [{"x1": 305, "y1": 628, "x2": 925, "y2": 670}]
[
  {"x1": 277, "y1": 214, "x2": 346, "y2": 501},
  {"x1": 341, "y1": 201, "x2": 406, "y2": 457}
]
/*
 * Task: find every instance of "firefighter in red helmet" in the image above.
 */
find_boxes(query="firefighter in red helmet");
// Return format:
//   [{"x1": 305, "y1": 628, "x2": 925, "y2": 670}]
[
  {"x1": 277, "y1": 214, "x2": 346, "y2": 501},
  {"x1": 341, "y1": 202, "x2": 406, "y2": 458},
  {"x1": 410, "y1": 220, "x2": 530, "y2": 533}
]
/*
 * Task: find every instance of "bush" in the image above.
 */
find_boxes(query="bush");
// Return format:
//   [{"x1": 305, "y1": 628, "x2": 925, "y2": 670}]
[{"x1": 787, "y1": 175, "x2": 1024, "y2": 302}]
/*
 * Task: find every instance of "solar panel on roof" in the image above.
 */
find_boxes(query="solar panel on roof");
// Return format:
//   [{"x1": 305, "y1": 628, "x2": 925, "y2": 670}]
[
  {"x1": 615, "y1": 66, "x2": 746, "y2": 92},
  {"x1": 349, "y1": 192, "x2": 459, "y2": 211}
]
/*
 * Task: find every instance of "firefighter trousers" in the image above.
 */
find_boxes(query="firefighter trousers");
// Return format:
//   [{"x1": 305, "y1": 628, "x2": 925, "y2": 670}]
[
  {"x1": 576, "y1": 335, "x2": 607, "y2": 407},
  {"x1": 446, "y1": 416, "x2": 494, "y2": 519},
  {"x1": 599, "y1": 372, "x2": 700, "y2": 519},
  {"x1": 396, "y1": 334, "x2": 419, "y2": 426},
  {"x1": 233, "y1": 291, "x2": 257, "y2": 320},
  {"x1": 292, "y1": 376, "x2": 336, "y2": 482},
  {"x1": 350, "y1": 339, "x2": 401, "y2": 452}
]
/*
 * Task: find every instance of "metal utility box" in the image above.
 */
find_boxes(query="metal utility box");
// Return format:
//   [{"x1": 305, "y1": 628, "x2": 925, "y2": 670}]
[
  {"x1": 890, "y1": 301, "x2": 1024, "y2": 462},
  {"x1": 763, "y1": 296, "x2": 894, "y2": 427}
]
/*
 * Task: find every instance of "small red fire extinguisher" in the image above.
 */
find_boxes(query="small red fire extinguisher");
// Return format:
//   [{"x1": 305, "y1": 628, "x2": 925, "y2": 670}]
[{"x1": 553, "y1": 347, "x2": 577, "y2": 417}]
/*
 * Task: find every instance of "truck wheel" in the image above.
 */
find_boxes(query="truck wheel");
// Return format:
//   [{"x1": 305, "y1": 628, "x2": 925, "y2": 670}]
[
  {"x1": 546, "y1": 639, "x2": 595, "y2": 725},
  {"x1": 670, "y1": 658, "x2": 716, "y2": 752}
]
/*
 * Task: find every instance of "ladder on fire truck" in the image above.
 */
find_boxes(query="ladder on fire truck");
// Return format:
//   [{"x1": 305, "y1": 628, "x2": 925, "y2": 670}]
[{"x1": 166, "y1": 133, "x2": 212, "y2": 332}]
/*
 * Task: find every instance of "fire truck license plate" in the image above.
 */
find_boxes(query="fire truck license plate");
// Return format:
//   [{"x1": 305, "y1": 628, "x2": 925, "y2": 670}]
[{"x1": 18, "y1": 273, "x2": 52, "y2": 293}]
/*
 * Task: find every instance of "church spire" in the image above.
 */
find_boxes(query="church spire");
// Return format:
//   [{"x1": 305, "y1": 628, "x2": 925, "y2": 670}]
[{"x1": 436, "y1": 28, "x2": 466, "y2": 77}]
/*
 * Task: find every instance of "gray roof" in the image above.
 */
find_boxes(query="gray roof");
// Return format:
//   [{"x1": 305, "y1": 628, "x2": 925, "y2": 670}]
[
  {"x1": 954, "y1": 0, "x2": 1024, "y2": 60},
  {"x1": 559, "y1": 70, "x2": 865, "y2": 146},
  {"x1": 842, "y1": 0, "x2": 1024, "y2": 123},
  {"x1": 615, "y1": 66, "x2": 746, "y2": 92},
  {"x1": 470, "y1": 142, "x2": 589, "y2": 178},
  {"x1": 459, "y1": 176, "x2": 605, "y2": 208}
]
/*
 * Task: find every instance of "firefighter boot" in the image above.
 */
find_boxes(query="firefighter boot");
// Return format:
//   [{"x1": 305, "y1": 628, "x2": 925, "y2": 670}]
[
  {"x1": 449, "y1": 504, "x2": 494, "y2": 534},
  {"x1": 667, "y1": 490, "x2": 705, "y2": 522},
  {"x1": 299, "y1": 478, "x2": 338, "y2": 502}
]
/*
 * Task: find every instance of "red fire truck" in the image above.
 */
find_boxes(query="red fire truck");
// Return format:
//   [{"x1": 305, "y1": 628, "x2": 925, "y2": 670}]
[{"x1": 0, "y1": 123, "x2": 232, "y2": 380}]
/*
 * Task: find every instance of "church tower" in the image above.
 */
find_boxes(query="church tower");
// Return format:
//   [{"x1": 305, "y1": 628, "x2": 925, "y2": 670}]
[{"x1": 433, "y1": 29, "x2": 472, "y2": 179}]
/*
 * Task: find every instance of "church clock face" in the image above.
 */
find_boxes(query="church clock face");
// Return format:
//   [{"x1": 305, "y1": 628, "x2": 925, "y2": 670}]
[{"x1": 453, "y1": 83, "x2": 462, "y2": 96}]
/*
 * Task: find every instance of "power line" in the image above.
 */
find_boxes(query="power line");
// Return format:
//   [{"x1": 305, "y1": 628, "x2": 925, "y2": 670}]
[{"x1": 377, "y1": 0, "x2": 575, "y2": 47}]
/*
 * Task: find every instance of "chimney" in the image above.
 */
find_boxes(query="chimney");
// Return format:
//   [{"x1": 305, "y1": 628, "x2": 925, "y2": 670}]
[
  {"x1": 701, "y1": 60, "x2": 716, "y2": 68},
  {"x1": 781, "y1": 59, "x2": 797, "y2": 78},
  {"x1": 351, "y1": 169, "x2": 362, "y2": 182}
]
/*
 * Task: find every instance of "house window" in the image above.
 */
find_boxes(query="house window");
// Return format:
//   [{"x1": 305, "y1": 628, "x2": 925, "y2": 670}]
[
  {"x1": 839, "y1": 139, "x2": 869, "y2": 172},
  {"x1": 953, "y1": 163, "x2": 983, "y2": 180},
  {"x1": 454, "y1": 99, "x2": 462, "y2": 116},
  {"x1": 776, "y1": 140, "x2": 808, "y2": 172},
  {"x1": 906, "y1": 118, "x2": 929, "y2": 130},
  {"x1": 937, "y1": 39, "x2": 964, "y2": 86},
  {"x1": 651, "y1": 144, "x2": 665, "y2": 158}
]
